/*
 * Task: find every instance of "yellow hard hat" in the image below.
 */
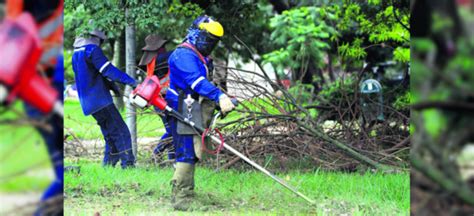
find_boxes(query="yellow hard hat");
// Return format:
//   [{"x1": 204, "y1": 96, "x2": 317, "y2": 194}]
[{"x1": 199, "y1": 20, "x2": 224, "y2": 37}]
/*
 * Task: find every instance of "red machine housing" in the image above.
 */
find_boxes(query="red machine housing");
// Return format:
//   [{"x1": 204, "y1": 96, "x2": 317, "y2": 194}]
[
  {"x1": 132, "y1": 75, "x2": 168, "y2": 110},
  {"x1": 0, "y1": 13, "x2": 58, "y2": 113}
]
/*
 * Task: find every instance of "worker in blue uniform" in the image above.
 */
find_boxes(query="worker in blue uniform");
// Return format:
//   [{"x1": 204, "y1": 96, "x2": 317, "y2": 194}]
[
  {"x1": 2, "y1": 0, "x2": 64, "y2": 214},
  {"x1": 72, "y1": 29, "x2": 137, "y2": 168},
  {"x1": 166, "y1": 15, "x2": 235, "y2": 211}
]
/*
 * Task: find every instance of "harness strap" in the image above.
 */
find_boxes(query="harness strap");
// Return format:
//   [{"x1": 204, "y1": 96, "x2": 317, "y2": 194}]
[
  {"x1": 146, "y1": 58, "x2": 156, "y2": 77},
  {"x1": 5, "y1": 0, "x2": 23, "y2": 19},
  {"x1": 37, "y1": 2, "x2": 63, "y2": 67},
  {"x1": 177, "y1": 42, "x2": 210, "y2": 85},
  {"x1": 178, "y1": 42, "x2": 206, "y2": 65},
  {"x1": 147, "y1": 56, "x2": 170, "y2": 93}
]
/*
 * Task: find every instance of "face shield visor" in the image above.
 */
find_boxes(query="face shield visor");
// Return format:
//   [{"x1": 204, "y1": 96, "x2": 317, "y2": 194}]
[{"x1": 195, "y1": 30, "x2": 220, "y2": 56}]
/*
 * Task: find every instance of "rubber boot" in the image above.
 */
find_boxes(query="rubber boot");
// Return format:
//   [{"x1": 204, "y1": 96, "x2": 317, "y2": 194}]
[{"x1": 171, "y1": 162, "x2": 195, "y2": 211}]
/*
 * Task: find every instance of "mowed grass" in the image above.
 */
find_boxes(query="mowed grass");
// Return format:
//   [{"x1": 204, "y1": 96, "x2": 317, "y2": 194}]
[
  {"x1": 64, "y1": 99, "x2": 165, "y2": 140},
  {"x1": 64, "y1": 160, "x2": 409, "y2": 215},
  {"x1": 0, "y1": 101, "x2": 52, "y2": 192}
]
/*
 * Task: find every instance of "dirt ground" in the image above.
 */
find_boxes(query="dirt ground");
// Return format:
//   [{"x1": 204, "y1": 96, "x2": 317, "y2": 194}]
[{"x1": 0, "y1": 192, "x2": 41, "y2": 215}]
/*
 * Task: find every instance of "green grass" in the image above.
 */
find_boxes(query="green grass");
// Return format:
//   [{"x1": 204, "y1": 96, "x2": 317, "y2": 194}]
[
  {"x1": 0, "y1": 175, "x2": 51, "y2": 192},
  {"x1": 64, "y1": 160, "x2": 409, "y2": 215},
  {"x1": 0, "y1": 101, "x2": 52, "y2": 192},
  {"x1": 64, "y1": 99, "x2": 165, "y2": 140},
  {"x1": 64, "y1": 98, "x2": 269, "y2": 139},
  {"x1": 64, "y1": 97, "x2": 291, "y2": 139}
]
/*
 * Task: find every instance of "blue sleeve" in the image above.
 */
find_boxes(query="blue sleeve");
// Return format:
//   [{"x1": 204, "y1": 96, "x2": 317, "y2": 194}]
[
  {"x1": 53, "y1": 55, "x2": 64, "y2": 84},
  {"x1": 89, "y1": 46, "x2": 136, "y2": 86},
  {"x1": 173, "y1": 52, "x2": 223, "y2": 102}
]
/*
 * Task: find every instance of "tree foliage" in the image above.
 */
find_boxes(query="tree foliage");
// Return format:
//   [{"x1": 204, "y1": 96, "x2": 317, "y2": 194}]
[
  {"x1": 258, "y1": 0, "x2": 410, "y2": 91},
  {"x1": 64, "y1": 0, "x2": 205, "y2": 82},
  {"x1": 334, "y1": 0, "x2": 410, "y2": 63},
  {"x1": 411, "y1": 2, "x2": 474, "y2": 213},
  {"x1": 263, "y1": 6, "x2": 337, "y2": 75}
]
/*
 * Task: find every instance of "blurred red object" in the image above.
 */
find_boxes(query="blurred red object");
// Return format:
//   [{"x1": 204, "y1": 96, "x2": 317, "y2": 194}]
[
  {"x1": 457, "y1": 0, "x2": 472, "y2": 6},
  {"x1": 132, "y1": 75, "x2": 168, "y2": 110},
  {"x1": 0, "y1": 13, "x2": 58, "y2": 113},
  {"x1": 279, "y1": 79, "x2": 291, "y2": 89}
]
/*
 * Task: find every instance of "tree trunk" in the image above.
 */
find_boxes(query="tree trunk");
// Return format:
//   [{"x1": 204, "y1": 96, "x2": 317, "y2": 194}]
[
  {"x1": 125, "y1": 8, "x2": 137, "y2": 158},
  {"x1": 327, "y1": 54, "x2": 335, "y2": 82},
  {"x1": 295, "y1": 61, "x2": 321, "y2": 91},
  {"x1": 309, "y1": 60, "x2": 325, "y2": 91},
  {"x1": 268, "y1": 0, "x2": 290, "y2": 13},
  {"x1": 113, "y1": 31, "x2": 125, "y2": 110}
]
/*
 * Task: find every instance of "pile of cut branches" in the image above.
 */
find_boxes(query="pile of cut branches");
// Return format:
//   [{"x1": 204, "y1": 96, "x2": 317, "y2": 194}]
[{"x1": 195, "y1": 65, "x2": 409, "y2": 172}]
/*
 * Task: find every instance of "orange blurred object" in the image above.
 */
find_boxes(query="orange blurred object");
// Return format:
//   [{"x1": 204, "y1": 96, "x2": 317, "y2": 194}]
[{"x1": 5, "y1": 0, "x2": 63, "y2": 68}]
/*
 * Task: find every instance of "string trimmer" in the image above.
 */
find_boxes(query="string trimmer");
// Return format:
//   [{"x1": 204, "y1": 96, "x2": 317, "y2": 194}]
[
  {"x1": 0, "y1": 13, "x2": 62, "y2": 117},
  {"x1": 130, "y1": 75, "x2": 315, "y2": 204}
]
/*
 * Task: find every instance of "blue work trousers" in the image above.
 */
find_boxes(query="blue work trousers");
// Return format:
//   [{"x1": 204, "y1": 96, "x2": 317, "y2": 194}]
[
  {"x1": 92, "y1": 104, "x2": 135, "y2": 168},
  {"x1": 153, "y1": 108, "x2": 175, "y2": 160},
  {"x1": 166, "y1": 99, "x2": 197, "y2": 164}
]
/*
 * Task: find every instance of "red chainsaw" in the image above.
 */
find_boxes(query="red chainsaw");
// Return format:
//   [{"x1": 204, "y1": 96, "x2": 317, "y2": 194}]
[
  {"x1": 0, "y1": 13, "x2": 62, "y2": 116},
  {"x1": 130, "y1": 75, "x2": 315, "y2": 204}
]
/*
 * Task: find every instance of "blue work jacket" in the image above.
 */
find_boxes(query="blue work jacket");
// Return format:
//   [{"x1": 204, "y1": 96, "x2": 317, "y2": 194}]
[
  {"x1": 165, "y1": 47, "x2": 222, "y2": 103},
  {"x1": 72, "y1": 44, "x2": 135, "y2": 115}
]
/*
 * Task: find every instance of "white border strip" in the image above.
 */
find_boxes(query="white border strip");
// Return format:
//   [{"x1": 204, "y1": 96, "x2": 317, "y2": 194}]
[
  {"x1": 74, "y1": 47, "x2": 85, "y2": 52},
  {"x1": 99, "y1": 61, "x2": 111, "y2": 73},
  {"x1": 168, "y1": 88, "x2": 179, "y2": 96},
  {"x1": 191, "y1": 76, "x2": 205, "y2": 90}
]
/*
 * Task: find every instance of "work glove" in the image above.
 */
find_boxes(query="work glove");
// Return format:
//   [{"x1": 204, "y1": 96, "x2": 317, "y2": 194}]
[
  {"x1": 218, "y1": 94, "x2": 235, "y2": 114},
  {"x1": 104, "y1": 79, "x2": 121, "y2": 96},
  {"x1": 274, "y1": 90, "x2": 284, "y2": 99}
]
